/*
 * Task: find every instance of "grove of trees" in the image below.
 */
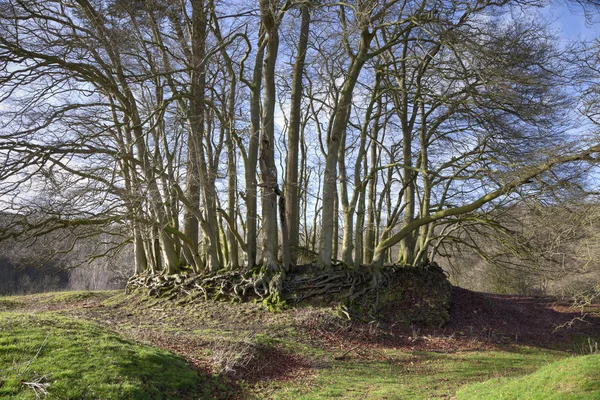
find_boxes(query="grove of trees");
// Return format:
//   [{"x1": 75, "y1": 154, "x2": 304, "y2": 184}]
[{"x1": 1, "y1": 0, "x2": 600, "y2": 300}]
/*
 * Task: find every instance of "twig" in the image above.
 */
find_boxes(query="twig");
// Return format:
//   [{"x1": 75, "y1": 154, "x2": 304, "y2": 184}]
[
  {"x1": 334, "y1": 344, "x2": 362, "y2": 360},
  {"x1": 20, "y1": 334, "x2": 49, "y2": 376},
  {"x1": 21, "y1": 375, "x2": 50, "y2": 399}
]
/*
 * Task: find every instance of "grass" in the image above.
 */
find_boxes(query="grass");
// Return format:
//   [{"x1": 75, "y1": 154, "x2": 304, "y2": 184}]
[
  {"x1": 457, "y1": 353, "x2": 600, "y2": 400},
  {"x1": 0, "y1": 312, "x2": 228, "y2": 399},
  {"x1": 268, "y1": 347, "x2": 567, "y2": 399},
  {"x1": 0, "y1": 290, "x2": 116, "y2": 310},
  {"x1": 0, "y1": 298, "x2": 24, "y2": 310},
  {"x1": 1, "y1": 290, "x2": 597, "y2": 399},
  {"x1": 33, "y1": 290, "x2": 116, "y2": 304}
]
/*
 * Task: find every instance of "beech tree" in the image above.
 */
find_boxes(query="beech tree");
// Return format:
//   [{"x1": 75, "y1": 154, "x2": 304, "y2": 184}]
[{"x1": 1, "y1": 0, "x2": 599, "y2": 301}]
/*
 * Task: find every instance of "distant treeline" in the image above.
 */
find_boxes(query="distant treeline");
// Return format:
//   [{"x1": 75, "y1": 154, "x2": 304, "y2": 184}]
[
  {"x1": 0, "y1": 247, "x2": 132, "y2": 295},
  {"x1": 0, "y1": 257, "x2": 69, "y2": 295}
]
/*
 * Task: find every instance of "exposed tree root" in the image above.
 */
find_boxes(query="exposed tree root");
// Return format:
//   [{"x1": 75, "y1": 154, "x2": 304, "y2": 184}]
[
  {"x1": 283, "y1": 265, "x2": 393, "y2": 304},
  {"x1": 126, "y1": 264, "x2": 382, "y2": 304},
  {"x1": 126, "y1": 269, "x2": 270, "y2": 303},
  {"x1": 126, "y1": 263, "x2": 452, "y2": 325}
]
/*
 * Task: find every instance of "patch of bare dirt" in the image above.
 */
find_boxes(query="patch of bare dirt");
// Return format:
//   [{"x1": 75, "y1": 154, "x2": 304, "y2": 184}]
[
  {"x1": 292, "y1": 286, "x2": 600, "y2": 357},
  {"x1": 239, "y1": 347, "x2": 315, "y2": 383},
  {"x1": 444, "y1": 287, "x2": 600, "y2": 347}
]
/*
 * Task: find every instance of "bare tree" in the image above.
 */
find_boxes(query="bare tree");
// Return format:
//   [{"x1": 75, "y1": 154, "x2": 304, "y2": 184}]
[{"x1": 1, "y1": 0, "x2": 599, "y2": 302}]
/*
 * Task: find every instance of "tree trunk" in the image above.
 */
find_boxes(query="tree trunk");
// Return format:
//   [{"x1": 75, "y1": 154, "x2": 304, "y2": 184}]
[
  {"x1": 364, "y1": 128, "x2": 378, "y2": 264},
  {"x1": 259, "y1": 0, "x2": 280, "y2": 271},
  {"x1": 285, "y1": 3, "x2": 310, "y2": 265},
  {"x1": 338, "y1": 128, "x2": 353, "y2": 265},
  {"x1": 398, "y1": 129, "x2": 416, "y2": 265},
  {"x1": 245, "y1": 32, "x2": 265, "y2": 271},
  {"x1": 355, "y1": 184, "x2": 366, "y2": 266},
  {"x1": 340, "y1": 73, "x2": 381, "y2": 265},
  {"x1": 190, "y1": 0, "x2": 220, "y2": 271},
  {"x1": 133, "y1": 227, "x2": 148, "y2": 274},
  {"x1": 416, "y1": 101, "x2": 431, "y2": 263},
  {"x1": 225, "y1": 87, "x2": 239, "y2": 270},
  {"x1": 279, "y1": 194, "x2": 291, "y2": 271},
  {"x1": 332, "y1": 192, "x2": 339, "y2": 262},
  {"x1": 211, "y1": 5, "x2": 241, "y2": 271},
  {"x1": 182, "y1": 125, "x2": 201, "y2": 269},
  {"x1": 318, "y1": 29, "x2": 372, "y2": 268}
]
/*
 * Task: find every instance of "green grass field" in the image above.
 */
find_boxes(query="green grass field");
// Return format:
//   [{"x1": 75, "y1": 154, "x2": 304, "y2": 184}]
[
  {"x1": 265, "y1": 348, "x2": 568, "y2": 399},
  {"x1": 0, "y1": 290, "x2": 598, "y2": 399},
  {"x1": 0, "y1": 312, "x2": 230, "y2": 399},
  {"x1": 457, "y1": 354, "x2": 600, "y2": 400}
]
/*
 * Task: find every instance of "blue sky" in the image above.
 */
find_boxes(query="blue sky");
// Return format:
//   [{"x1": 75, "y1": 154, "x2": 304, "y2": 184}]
[{"x1": 547, "y1": 3, "x2": 600, "y2": 41}]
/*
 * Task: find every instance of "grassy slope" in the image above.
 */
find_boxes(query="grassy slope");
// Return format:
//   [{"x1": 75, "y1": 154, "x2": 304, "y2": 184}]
[
  {"x1": 0, "y1": 311, "x2": 227, "y2": 399},
  {"x1": 457, "y1": 354, "x2": 600, "y2": 400},
  {"x1": 0, "y1": 290, "x2": 598, "y2": 399},
  {"x1": 268, "y1": 348, "x2": 566, "y2": 399}
]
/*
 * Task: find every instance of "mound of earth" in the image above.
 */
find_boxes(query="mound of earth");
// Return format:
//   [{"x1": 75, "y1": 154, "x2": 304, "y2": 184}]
[{"x1": 446, "y1": 287, "x2": 600, "y2": 346}]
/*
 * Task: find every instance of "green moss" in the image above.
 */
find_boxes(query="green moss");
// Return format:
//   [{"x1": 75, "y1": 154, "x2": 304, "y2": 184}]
[{"x1": 263, "y1": 294, "x2": 288, "y2": 312}]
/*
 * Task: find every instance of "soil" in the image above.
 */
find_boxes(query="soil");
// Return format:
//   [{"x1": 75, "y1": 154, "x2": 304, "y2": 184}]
[
  {"x1": 8, "y1": 287, "x2": 600, "y2": 397},
  {"x1": 444, "y1": 287, "x2": 600, "y2": 347}
]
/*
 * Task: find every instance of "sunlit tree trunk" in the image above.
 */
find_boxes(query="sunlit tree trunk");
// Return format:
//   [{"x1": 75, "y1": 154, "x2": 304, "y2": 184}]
[
  {"x1": 259, "y1": 0, "x2": 281, "y2": 271},
  {"x1": 318, "y1": 28, "x2": 373, "y2": 268},
  {"x1": 285, "y1": 3, "x2": 311, "y2": 266},
  {"x1": 217, "y1": 46, "x2": 241, "y2": 269},
  {"x1": 364, "y1": 123, "x2": 379, "y2": 264},
  {"x1": 245, "y1": 35, "x2": 265, "y2": 270},
  {"x1": 340, "y1": 73, "x2": 381, "y2": 265},
  {"x1": 182, "y1": 125, "x2": 201, "y2": 270}
]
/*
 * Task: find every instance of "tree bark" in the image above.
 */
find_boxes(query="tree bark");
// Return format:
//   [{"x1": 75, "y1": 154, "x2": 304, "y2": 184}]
[
  {"x1": 285, "y1": 3, "x2": 310, "y2": 265},
  {"x1": 259, "y1": 0, "x2": 281, "y2": 271},
  {"x1": 190, "y1": 0, "x2": 219, "y2": 272},
  {"x1": 318, "y1": 28, "x2": 372, "y2": 268},
  {"x1": 245, "y1": 37, "x2": 265, "y2": 270}
]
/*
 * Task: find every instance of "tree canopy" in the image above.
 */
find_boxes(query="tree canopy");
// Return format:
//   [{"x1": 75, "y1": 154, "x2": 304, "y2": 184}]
[{"x1": 1, "y1": 0, "x2": 599, "y2": 298}]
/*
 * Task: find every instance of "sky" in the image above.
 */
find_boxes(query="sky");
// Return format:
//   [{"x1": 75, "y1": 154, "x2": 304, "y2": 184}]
[{"x1": 547, "y1": 3, "x2": 600, "y2": 41}]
